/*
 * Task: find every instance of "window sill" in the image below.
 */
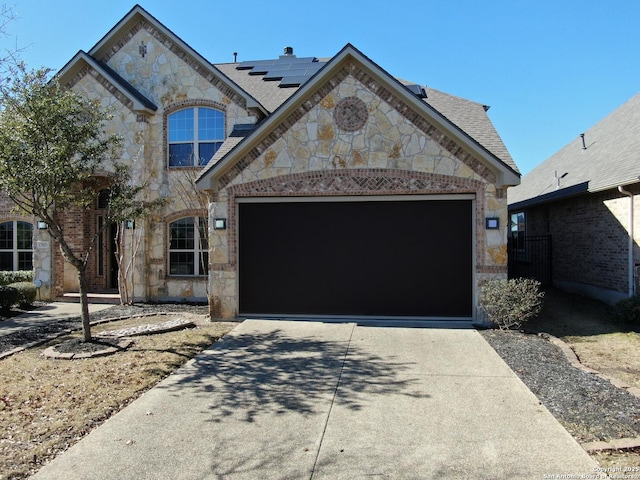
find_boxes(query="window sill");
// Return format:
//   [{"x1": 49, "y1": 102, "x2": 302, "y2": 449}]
[{"x1": 166, "y1": 275, "x2": 208, "y2": 280}]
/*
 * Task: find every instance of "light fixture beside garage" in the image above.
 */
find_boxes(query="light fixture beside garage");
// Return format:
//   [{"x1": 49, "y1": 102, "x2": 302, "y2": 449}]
[
  {"x1": 485, "y1": 217, "x2": 499, "y2": 229},
  {"x1": 214, "y1": 218, "x2": 227, "y2": 230}
]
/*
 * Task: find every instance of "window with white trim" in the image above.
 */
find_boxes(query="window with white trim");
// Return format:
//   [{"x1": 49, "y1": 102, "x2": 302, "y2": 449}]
[
  {"x1": 0, "y1": 220, "x2": 33, "y2": 271},
  {"x1": 168, "y1": 217, "x2": 208, "y2": 276},
  {"x1": 168, "y1": 107, "x2": 224, "y2": 167}
]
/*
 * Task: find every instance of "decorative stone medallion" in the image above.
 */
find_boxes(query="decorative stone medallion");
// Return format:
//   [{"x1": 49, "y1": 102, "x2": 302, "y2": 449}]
[{"x1": 333, "y1": 96, "x2": 368, "y2": 132}]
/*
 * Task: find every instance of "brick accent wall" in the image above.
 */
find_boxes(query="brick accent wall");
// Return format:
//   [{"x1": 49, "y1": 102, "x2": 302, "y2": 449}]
[
  {"x1": 52, "y1": 204, "x2": 105, "y2": 297},
  {"x1": 0, "y1": 194, "x2": 33, "y2": 222},
  {"x1": 219, "y1": 169, "x2": 487, "y2": 270}
]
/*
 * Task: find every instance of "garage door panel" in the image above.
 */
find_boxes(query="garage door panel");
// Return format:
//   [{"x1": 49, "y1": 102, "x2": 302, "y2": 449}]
[{"x1": 238, "y1": 200, "x2": 472, "y2": 318}]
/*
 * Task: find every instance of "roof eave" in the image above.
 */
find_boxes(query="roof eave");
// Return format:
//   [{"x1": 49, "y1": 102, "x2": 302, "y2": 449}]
[{"x1": 57, "y1": 51, "x2": 157, "y2": 114}]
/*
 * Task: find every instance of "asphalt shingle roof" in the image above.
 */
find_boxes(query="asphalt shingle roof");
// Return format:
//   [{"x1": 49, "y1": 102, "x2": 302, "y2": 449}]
[
  {"x1": 423, "y1": 87, "x2": 517, "y2": 172},
  {"x1": 215, "y1": 62, "x2": 299, "y2": 113},
  {"x1": 509, "y1": 92, "x2": 640, "y2": 206}
]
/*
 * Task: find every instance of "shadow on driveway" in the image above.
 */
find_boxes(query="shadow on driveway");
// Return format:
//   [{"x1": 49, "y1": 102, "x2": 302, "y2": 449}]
[{"x1": 162, "y1": 325, "x2": 430, "y2": 424}]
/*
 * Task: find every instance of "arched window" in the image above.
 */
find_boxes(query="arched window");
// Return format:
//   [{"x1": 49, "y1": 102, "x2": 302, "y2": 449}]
[
  {"x1": 0, "y1": 220, "x2": 33, "y2": 271},
  {"x1": 168, "y1": 217, "x2": 208, "y2": 276},
  {"x1": 168, "y1": 107, "x2": 225, "y2": 167}
]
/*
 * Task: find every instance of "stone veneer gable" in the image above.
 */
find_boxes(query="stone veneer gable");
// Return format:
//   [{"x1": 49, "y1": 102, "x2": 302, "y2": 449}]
[
  {"x1": 91, "y1": 18, "x2": 248, "y2": 111},
  {"x1": 215, "y1": 61, "x2": 497, "y2": 190}
]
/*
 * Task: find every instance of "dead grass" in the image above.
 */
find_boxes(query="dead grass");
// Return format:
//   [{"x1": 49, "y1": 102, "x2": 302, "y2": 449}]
[
  {"x1": 527, "y1": 288, "x2": 640, "y2": 469},
  {"x1": 0, "y1": 315, "x2": 236, "y2": 480},
  {"x1": 567, "y1": 331, "x2": 640, "y2": 390}
]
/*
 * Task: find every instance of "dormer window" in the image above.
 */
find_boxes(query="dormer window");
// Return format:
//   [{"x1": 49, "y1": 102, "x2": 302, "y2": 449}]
[{"x1": 168, "y1": 107, "x2": 224, "y2": 167}]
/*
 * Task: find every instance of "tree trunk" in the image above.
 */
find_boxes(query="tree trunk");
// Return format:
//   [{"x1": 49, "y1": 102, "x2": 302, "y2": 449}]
[{"x1": 77, "y1": 266, "x2": 92, "y2": 342}]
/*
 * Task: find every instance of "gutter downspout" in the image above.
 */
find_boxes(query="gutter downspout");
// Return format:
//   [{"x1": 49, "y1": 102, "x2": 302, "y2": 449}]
[{"x1": 618, "y1": 185, "x2": 635, "y2": 297}]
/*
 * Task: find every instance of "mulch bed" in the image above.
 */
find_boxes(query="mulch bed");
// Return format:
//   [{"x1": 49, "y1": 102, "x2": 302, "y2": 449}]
[{"x1": 480, "y1": 329, "x2": 640, "y2": 444}]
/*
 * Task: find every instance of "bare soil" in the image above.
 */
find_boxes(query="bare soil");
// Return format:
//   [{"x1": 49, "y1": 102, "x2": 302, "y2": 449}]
[{"x1": 0, "y1": 314, "x2": 236, "y2": 479}]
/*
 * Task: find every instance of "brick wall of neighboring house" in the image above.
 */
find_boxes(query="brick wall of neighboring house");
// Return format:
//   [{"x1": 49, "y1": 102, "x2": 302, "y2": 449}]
[{"x1": 522, "y1": 184, "x2": 640, "y2": 303}]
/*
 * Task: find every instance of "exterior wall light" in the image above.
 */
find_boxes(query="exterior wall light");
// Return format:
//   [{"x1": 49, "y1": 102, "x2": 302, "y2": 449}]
[
  {"x1": 214, "y1": 218, "x2": 227, "y2": 230},
  {"x1": 37, "y1": 221, "x2": 48, "y2": 230},
  {"x1": 125, "y1": 220, "x2": 135, "y2": 229},
  {"x1": 485, "y1": 217, "x2": 499, "y2": 229}
]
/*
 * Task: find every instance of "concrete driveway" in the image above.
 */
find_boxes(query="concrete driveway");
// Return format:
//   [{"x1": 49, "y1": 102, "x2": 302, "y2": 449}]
[{"x1": 32, "y1": 320, "x2": 597, "y2": 479}]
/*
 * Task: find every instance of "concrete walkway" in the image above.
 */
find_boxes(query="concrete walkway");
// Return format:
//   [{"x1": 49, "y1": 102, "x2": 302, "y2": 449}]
[
  {"x1": 0, "y1": 302, "x2": 113, "y2": 337},
  {"x1": 31, "y1": 320, "x2": 597, "y2": 479}
]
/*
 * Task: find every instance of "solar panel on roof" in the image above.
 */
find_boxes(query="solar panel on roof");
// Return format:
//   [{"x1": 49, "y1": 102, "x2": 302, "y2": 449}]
[
  {"x1": 264, "y1": 66, "x2": 324, "y2": 81},
  {"x1": 279, "y1": 75, "x2": 314, "y2": 87},
  {"x1": 235, "y1": 53, "x2": 327, "y2": 88},
  {"x1": 236, "y1": 60, "x2": 278, "y2": 71}
]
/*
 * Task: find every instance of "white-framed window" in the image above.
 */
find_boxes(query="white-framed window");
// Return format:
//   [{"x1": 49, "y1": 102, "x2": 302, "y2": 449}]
[
  {"x1": 168, "y1": 107, "x2": 225, "y2": 167},
  {"x1": 0, "y1": 220, "x2": 33, "y2": 271},
  {"x1": 168, "y1": 217, "x2": 208, "y2": 276}
]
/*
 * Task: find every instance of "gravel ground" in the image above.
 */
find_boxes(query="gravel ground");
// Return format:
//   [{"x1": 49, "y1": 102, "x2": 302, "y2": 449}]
[
  {"x1": 481, "y1": 329, "x2": 640, "y2": 444},
  {"x1": 2, "y1": 305, "x2": 640, "y2": 445}
]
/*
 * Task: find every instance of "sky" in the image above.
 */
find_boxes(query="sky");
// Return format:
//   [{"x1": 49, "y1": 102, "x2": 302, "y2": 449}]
[{"x1": 1, "y1": 0, "x2": 638, "y2": 176}]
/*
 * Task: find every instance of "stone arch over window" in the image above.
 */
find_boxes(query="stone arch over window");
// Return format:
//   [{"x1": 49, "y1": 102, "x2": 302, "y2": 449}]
[
  {"x1": 166, "y1": 212, "x2": 208, "y2": 277},
  {"x1": 165, "y1": 100, "x2": 226, "y2": 168},
  {"x1": 0, "y1": 220, "x2": 34, "y2": 271}
]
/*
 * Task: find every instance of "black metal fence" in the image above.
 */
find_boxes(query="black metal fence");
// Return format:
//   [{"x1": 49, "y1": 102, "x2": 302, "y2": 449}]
[{"x1": 508, "y1": 235, "x2": 552, "y2": 286}]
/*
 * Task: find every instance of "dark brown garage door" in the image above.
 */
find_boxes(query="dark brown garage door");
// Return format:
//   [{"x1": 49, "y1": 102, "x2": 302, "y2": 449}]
[{"x1": 238, "y1": 199, "x2": 472, "y2": 318}]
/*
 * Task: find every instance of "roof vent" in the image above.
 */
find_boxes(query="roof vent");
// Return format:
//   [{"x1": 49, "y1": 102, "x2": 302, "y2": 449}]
[
  {"x1": 283, "y1": 46, "x2": 294, "y2": 56},
  {"x1": 580, "y1": 133, "x2": 586, "y2": 150}
]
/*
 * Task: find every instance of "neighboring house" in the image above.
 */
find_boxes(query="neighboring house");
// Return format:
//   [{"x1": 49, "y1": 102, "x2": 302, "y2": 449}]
[
  {"x1": 508, "y1": 92, "x2": 640, "y2": 305},
  {"x1": 23, "y1": 4, "x2": 518, "y2": 322}
]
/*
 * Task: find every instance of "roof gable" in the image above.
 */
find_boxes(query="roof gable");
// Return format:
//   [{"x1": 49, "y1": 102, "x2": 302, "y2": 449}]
[
  {"x1": 509, "y1": 92, "x2": 640, "y2": 207},
  {"x1": 197, "y1": 44, "x2": 520, "y2": 190},
  {"x1": 83, "y1": 4, "x2": 268, "y2": 116}
]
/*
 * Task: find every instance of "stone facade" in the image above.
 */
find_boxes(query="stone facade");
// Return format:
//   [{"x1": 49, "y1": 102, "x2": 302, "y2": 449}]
[
  {"x1": 206, "y1": 65, "x2": 510, "y2": 319},
  {"x1": 34, "y1": 14, "x2": 255, "y2": 302},
  {"x1": 16, "y1": 6, "x2": 517, "y2": 320}
]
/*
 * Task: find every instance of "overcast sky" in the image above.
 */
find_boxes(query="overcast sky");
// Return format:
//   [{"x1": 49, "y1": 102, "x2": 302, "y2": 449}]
[{"x1": 2, "y1": 0, "x2": 638, "y2": 175}]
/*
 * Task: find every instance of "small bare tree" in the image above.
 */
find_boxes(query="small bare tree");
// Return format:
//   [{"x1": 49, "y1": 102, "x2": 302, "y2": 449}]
[
  {"x1": 173, "y1": 168, "x2": 212, "y2": 311},
  {"x1": 104, "y1": 172, "x2": 167, "y2": 305}
]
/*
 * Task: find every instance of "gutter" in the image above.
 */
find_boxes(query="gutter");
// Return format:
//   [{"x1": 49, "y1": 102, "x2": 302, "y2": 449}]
[{"x1": 618, "y1": 185, "x2": 635, "y2": 297}]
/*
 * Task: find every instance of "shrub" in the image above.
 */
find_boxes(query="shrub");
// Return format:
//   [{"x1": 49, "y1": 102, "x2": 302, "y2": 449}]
[
  {"x1": 614, "y1": 295, "x2": 640, "y2": 324},
  {"x1": 480, "y1": 277, "x2": 544, "y2": 330},
  {"x1": 0, "y1": 270, "x2": 33, "y2": 286},
  {"x1": 0, "y1": 285, "x2": 19, "y2": 313},
  {"x1": 8, "y1": 282, "x2": 37, "y2": 309}
]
